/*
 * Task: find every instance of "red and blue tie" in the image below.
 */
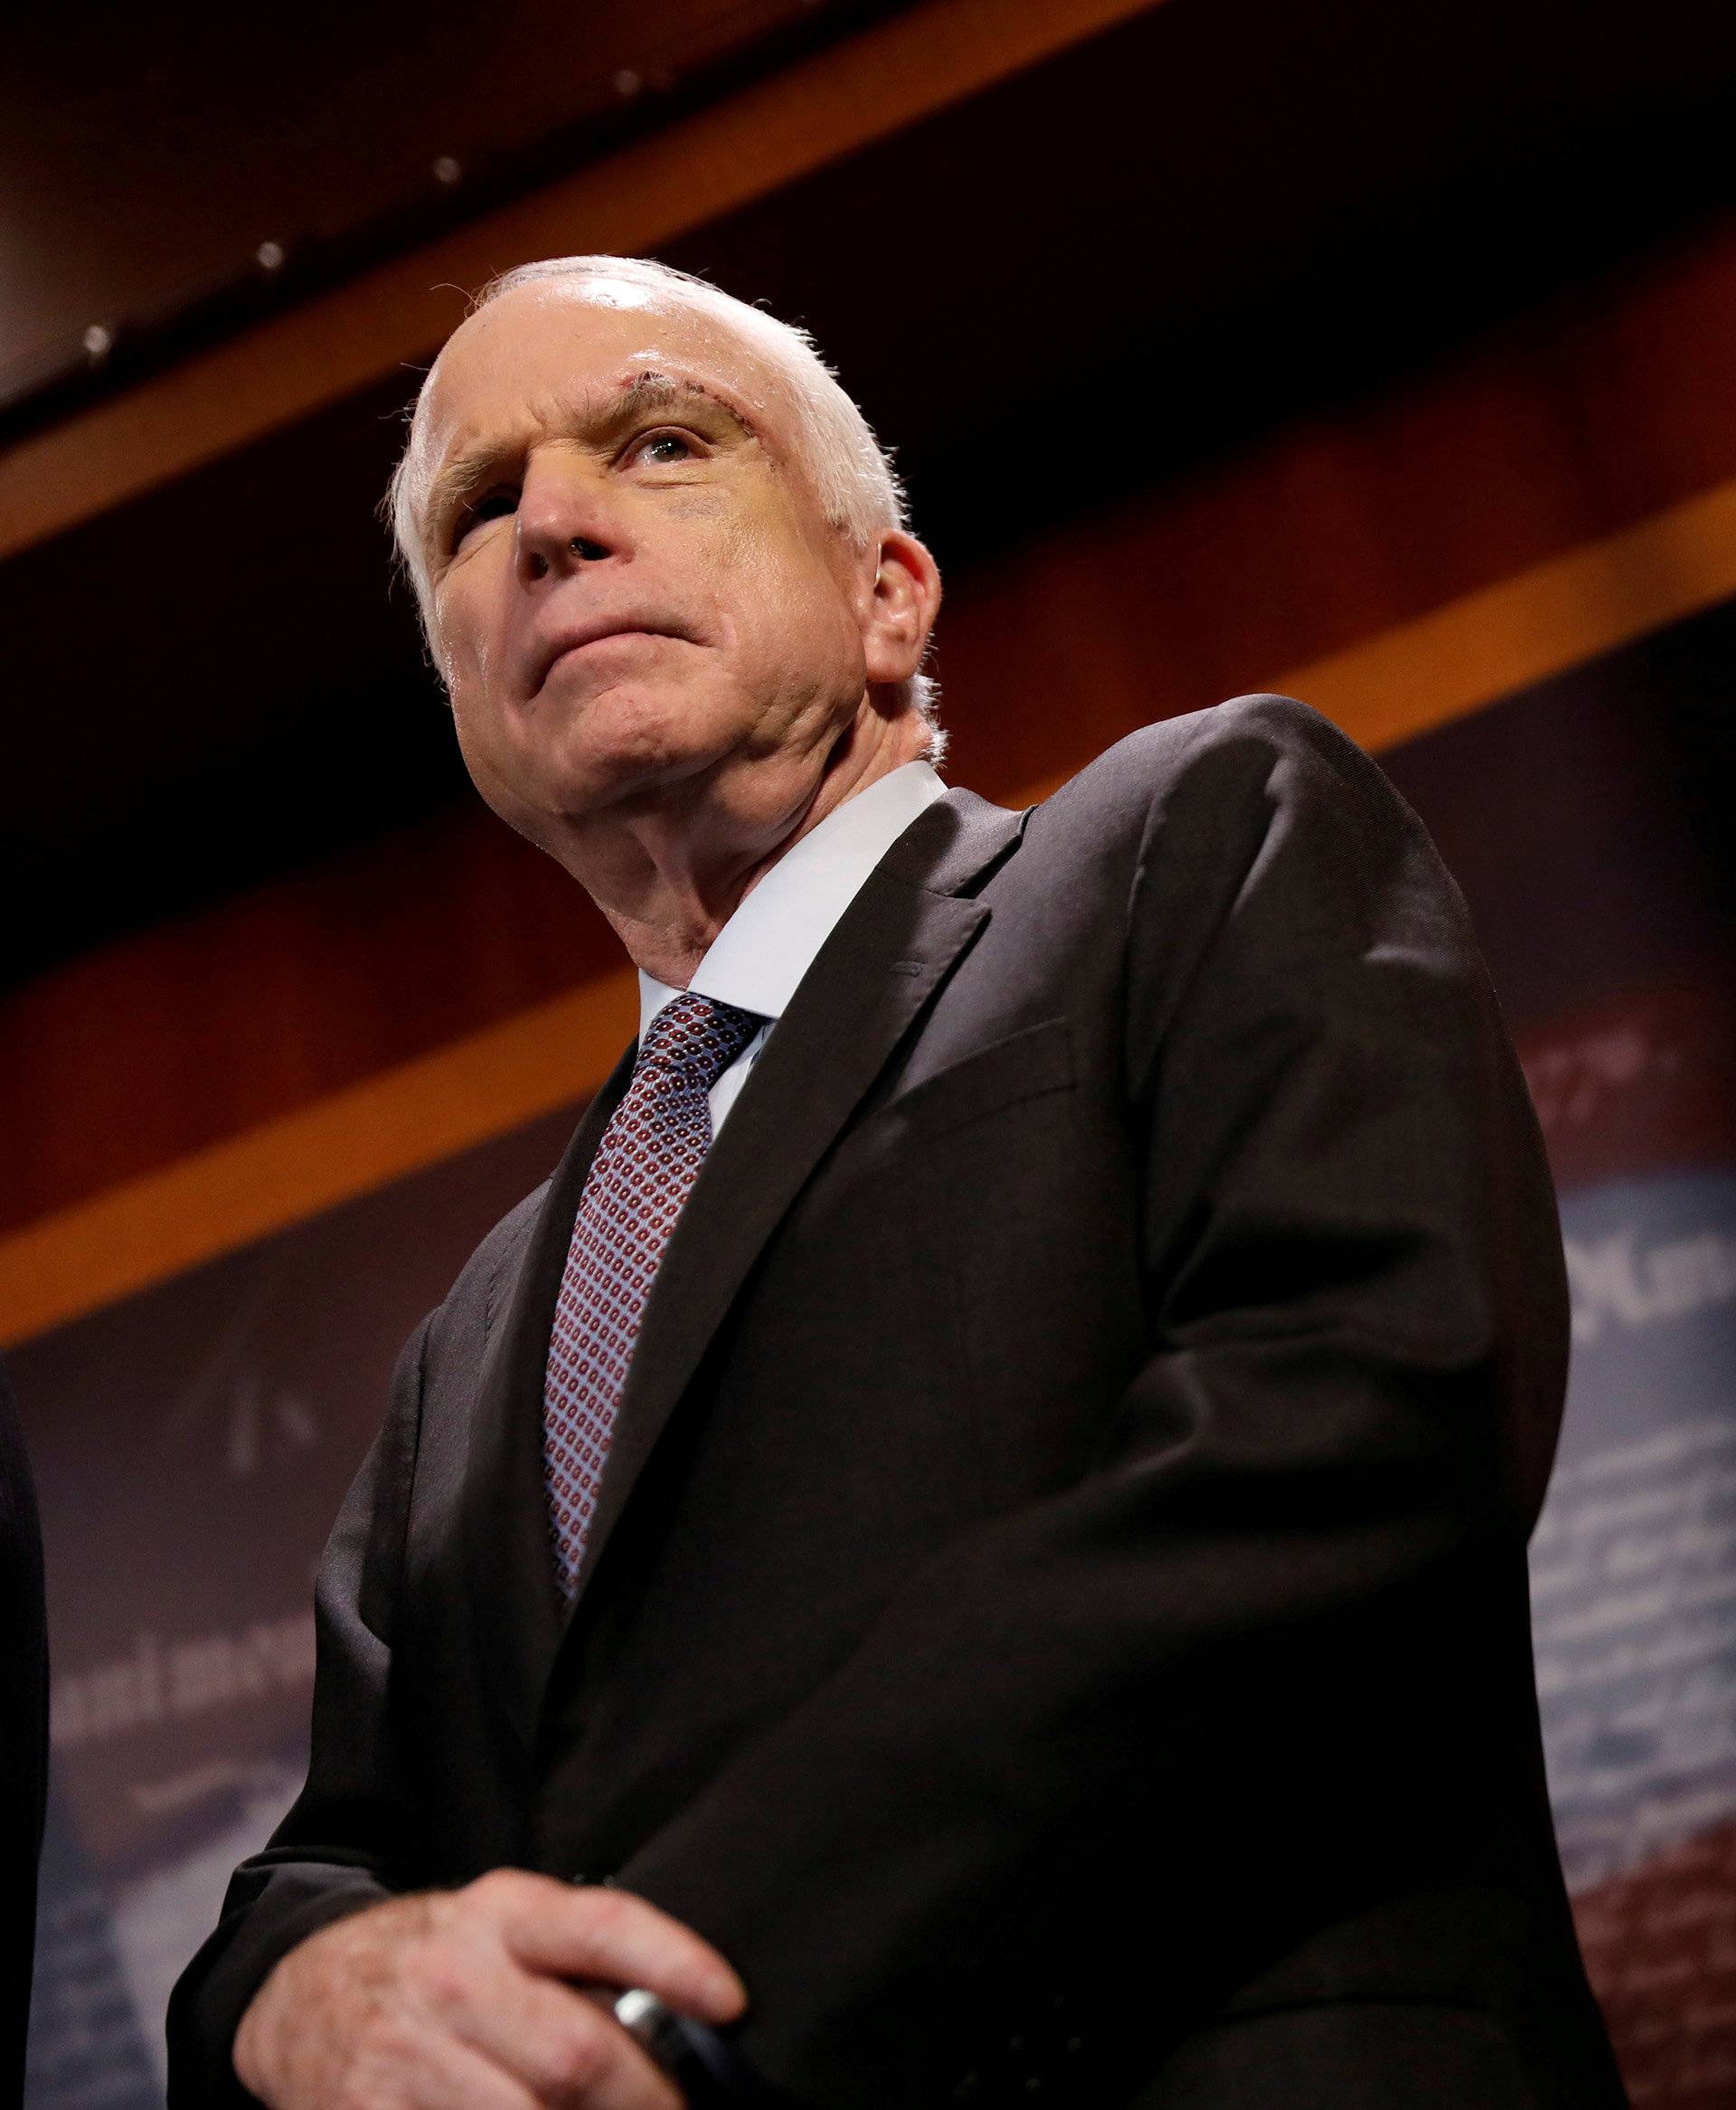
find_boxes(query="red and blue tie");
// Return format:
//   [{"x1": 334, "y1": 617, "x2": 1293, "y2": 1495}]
[{"x1": 542, "y1": 990, "x2": 763, "y2": 1600}]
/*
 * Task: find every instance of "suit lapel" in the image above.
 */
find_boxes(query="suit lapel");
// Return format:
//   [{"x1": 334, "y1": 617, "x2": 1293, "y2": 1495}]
[
  {"x1": 461, "y1": 1040, "x2": 637, "y2": 1755},
  {"x1": 561, "y1": 788, "x2": 1028, "y2": 1619}
]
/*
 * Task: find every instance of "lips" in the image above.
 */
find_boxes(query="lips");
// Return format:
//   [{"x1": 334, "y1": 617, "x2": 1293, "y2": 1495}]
[{"x1": 528, "y1": 617, "x2": 692, "y2": 695}]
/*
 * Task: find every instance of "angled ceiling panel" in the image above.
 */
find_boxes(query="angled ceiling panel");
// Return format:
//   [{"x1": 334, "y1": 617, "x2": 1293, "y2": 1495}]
[{"x1": 0, "y1": 0, "x2": 897, "y2": 416}]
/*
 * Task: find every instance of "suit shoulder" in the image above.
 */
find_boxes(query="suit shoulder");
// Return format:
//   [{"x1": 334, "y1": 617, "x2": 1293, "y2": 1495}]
[
  {"x1": 1071, "y1": 694, "x2": 1378, "y2": 807},
  {"x1": 1059, "y1": 687, "x2": 1442, "y2": 860},
  {"x1": 1026, "y1": 694, "x2": 1393, "y2": 875}
]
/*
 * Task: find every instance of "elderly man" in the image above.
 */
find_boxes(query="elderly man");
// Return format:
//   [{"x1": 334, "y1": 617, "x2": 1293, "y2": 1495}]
[{"x1": 167, "y1": 257, "x2": 1625, "y2": 2109}]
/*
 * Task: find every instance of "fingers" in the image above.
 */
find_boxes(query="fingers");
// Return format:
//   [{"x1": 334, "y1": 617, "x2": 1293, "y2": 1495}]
[
  {"x1": 384, "y1": 2032, "x2": 545, "y2": 2110},
  {"x1": 442, "y1": 1972, "x2": 685, "y2": 2110},
  {"x1": 478, "y1": 1872, "x2": 747, "y2": 2024}
]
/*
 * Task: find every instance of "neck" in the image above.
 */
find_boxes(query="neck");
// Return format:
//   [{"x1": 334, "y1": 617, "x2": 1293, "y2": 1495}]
[{"x1": 576, "y1": 701, "x2": 930, "y2": 987}]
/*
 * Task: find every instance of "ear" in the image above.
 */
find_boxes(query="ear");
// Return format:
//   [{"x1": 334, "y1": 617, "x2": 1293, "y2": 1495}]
[{"x1": 860, "y1": 530, "x2": 942, "y2": 686}]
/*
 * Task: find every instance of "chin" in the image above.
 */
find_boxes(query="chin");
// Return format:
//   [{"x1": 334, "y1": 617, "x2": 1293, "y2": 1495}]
[{"x1": 533, "y1": 691, "x2": 737, "y2": 811}]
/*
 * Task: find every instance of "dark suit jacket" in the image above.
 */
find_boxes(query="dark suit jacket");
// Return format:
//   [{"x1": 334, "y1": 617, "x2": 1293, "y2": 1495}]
[
  {"x1": 1, "y1": 1359, "x2": 48, "y2": 2110},
  {"x1": 167, "y1": 696, "x2": 1628, "y2": 2107}
]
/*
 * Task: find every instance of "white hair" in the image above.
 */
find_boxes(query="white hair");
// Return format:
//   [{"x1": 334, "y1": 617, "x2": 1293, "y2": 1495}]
[{"x1": 385, "y1": 254, "x2": 942, "y2": 756}]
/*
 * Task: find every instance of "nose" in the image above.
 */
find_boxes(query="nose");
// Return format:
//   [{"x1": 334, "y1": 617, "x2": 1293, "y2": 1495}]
[{"x1": 514, "y1": 458, "x2": 628, "y2": 587}]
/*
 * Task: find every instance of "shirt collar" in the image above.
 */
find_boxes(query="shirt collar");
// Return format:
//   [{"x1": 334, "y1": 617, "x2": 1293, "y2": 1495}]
[{"x1": 637, "y1": 760, "x2": 948, "y2": 1036}]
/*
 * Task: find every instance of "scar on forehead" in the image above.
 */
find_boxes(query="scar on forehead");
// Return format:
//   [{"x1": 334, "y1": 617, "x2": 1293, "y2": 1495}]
[{"x1": 612, "y1": 368, "x2": 763, "y2": 440}]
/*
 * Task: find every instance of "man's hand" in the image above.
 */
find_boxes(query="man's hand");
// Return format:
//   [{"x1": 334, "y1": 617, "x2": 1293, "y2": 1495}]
[{"x1": 231, "y1": 1869, "x2": 747, "y2": 2110}]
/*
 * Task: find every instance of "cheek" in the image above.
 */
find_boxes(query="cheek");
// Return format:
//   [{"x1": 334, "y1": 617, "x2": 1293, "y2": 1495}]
[
  {"x1": 432, "y1": 577, "x2": 506, "y2": 719},
  {"x1": 444, "y1": 679, "x2": 503, "y2": 798},
  {"x1": 719, "y1": 525, "x2": 864, "y2": 667},
  {"x1": 435, "y1": 601, "x2": 512, "y2": 772}
]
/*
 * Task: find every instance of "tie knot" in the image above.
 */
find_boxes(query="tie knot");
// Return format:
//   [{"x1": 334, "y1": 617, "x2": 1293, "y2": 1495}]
[{"x1": 637, "y1": 990, "x2": 763, "y2": 1091}]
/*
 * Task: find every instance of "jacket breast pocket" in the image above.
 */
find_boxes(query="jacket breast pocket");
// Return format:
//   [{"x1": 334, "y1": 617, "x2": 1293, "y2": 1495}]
[{"x1": 881, "y1": 1018, "x2": 1075, "y2": 1141}]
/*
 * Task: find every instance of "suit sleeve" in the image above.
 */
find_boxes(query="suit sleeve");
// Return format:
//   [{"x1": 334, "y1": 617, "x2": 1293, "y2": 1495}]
[
  {"x1": 165, "y1": 1312, "x2": 433, "y2": 2109},
  {"x1": 615, "y1": 696, "x2": 1570, "y2": 2104}
]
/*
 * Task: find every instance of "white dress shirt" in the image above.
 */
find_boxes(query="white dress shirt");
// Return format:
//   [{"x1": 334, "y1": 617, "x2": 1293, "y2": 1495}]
[{"x1": 637, "y1": 760, "x2": 949, "y2": 1131}]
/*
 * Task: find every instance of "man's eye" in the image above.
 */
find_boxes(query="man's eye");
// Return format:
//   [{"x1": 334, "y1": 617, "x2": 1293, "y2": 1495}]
[
  {"x1": 635, "y1": 431, "x2": 697, "y2": 467},
  {"x1": 452, "y1": 490, "x2": 517, "y2": 547}
]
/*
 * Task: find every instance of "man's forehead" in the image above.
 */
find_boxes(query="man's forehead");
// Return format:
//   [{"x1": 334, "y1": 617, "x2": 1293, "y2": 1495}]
[{"x1": 426, "y1": 279, "x2": 776, "y2": 440}]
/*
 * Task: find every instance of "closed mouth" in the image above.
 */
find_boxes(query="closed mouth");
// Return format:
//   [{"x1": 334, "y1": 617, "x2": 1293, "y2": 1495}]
[{"x1": 533, "y1": 623, "x2": 689, "y2": 693}]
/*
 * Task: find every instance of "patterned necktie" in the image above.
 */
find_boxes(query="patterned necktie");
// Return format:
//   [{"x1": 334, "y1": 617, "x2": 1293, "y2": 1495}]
[{"x1": 542, "y1": 989, "x2": 764, "y2": 1600}]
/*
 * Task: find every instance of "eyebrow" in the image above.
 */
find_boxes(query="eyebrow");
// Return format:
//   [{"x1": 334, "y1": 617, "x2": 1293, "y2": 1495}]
[{"x1": 421, "y1": 371, "x2": 761, "y2": 554}]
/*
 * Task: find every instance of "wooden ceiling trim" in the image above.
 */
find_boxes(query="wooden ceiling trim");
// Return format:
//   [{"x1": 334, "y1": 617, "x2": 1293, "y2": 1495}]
[
  {"x1": 0, "y1": 0, "x2": 1164, "y2": 564},
  {"x1": 0, "y1": 964, "x2": 637, "y2": 1350},
  {"x1": 7, "y1": 468, "x2": 1736, "y2": 1348},
  {"x1": 1269, "y1": 476, "x2": 1736, "y2": 754}
]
